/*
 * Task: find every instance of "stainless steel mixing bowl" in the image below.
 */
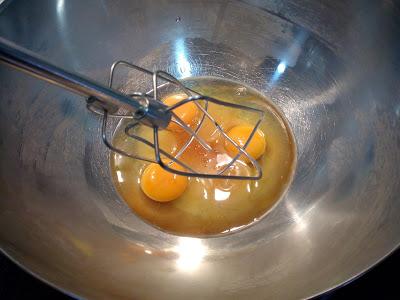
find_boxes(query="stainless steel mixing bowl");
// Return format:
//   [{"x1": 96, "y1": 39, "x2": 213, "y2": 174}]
[{"x1": 1, "y1": 0, "x2": 399, "y2": 299}]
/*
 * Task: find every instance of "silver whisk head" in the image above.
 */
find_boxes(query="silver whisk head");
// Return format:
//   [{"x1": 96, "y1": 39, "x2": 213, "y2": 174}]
[{"x1": 88, "y1": 61, "x2": 265, "y2": 180}]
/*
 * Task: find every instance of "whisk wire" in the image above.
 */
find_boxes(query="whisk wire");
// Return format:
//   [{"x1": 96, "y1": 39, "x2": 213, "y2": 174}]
[{"x1": 101, "y1": 60, "x2": 265, "y2": 180}]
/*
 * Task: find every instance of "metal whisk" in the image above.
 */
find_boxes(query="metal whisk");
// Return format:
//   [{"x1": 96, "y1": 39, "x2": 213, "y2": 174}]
[{"x1": 0, "y1": 37, "x2": 264, "y2": 180}]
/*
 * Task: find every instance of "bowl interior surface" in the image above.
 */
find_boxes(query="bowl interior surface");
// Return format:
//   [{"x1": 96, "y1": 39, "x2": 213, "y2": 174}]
[{"x1": 0, "y1": 0, "x2": 399, "y2": 299}]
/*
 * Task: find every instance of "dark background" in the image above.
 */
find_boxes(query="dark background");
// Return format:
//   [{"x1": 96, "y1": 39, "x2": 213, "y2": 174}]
[{"x1": 0, "y1": 249, "x2": 398, "y2": 299}]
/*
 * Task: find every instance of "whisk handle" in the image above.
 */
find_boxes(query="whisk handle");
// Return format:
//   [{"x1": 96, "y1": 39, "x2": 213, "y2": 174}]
[{"x1": 0, "y1": 37, "x2": 171, "y2": 128}]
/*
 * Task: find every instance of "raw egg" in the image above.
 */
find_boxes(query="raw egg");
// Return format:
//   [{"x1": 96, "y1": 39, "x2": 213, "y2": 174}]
[
  {"x1": 225, "y1": 125, "x2": 266, "y2": 162},
  {"x1": 163, "y1": 93, "x2": 199, "y2": 131},
  {"x1": 110, "y1": 77, "x2": 296, "y2": 235},
  {"x1": 140, "y1": 163, "x2": 188, "y2": 202}
]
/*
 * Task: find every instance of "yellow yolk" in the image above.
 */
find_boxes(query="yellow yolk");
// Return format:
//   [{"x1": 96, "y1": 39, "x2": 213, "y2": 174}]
[
  {"x1": 140, "y1": 163, "x2": 188, "y2": 202},
  {"x1": 225, "y1": 125, "x2": 266, "y2": 162},
  {"x1": 163, "y1": 94, "x2": 199, "y2": 131}
]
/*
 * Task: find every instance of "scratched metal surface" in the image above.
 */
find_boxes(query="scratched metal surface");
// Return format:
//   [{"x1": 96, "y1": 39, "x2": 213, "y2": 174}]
[{"x1": 0, "y1": 0, "x2": 399, "y2": 299}]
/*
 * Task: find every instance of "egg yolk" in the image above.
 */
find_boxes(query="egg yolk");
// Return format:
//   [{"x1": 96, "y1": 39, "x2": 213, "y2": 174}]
[
  {"x1": 225, "y1": 125, "x2": 266, "y2": 162},
  {"x1": 163, "y1": 94, "x2": 200, "y2": 131},
  {"x1": 140, "y1": 163, "x2": 188, "y2": 202}
]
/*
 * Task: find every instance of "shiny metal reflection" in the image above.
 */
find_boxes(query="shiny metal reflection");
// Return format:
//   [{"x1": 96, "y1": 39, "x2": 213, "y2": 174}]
[{"x1": 0, "y1": 0, "x2": 399, "y2": 299}]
